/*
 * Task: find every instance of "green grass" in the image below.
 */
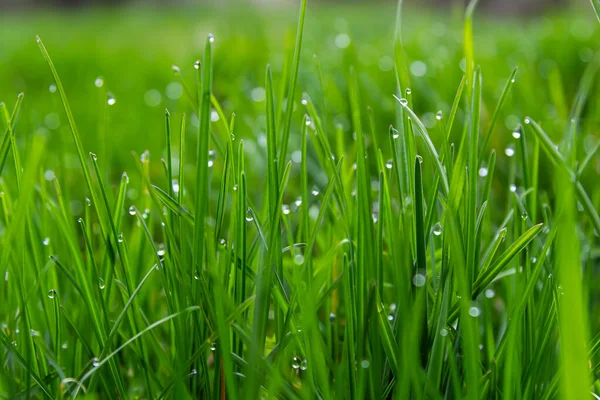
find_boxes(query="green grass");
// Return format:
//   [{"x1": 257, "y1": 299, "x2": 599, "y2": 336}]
[{"x1": 1, "y1": 0, "x2": 600, "y2": 398}]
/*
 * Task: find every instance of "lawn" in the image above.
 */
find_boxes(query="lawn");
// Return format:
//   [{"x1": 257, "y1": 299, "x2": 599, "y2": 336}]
[{"x1": 1, "y1": 0, "x2": 600, "y2": 398}]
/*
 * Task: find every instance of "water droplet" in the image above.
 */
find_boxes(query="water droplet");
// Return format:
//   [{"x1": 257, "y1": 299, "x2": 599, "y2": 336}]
[
  {"x1": 107, "y1": 93, "x2": 116, "y2": 106},
  {"x1": 191, "y1": 368, "x2": 197, "y2": 375},
  {"x1": 433, "y1": 222, "x2": 443, "y2": 236},
  {"x1": 92, "y1": 357, "x2": 100, "y2": 367},
  {"x1": 398, "y1": 98, "x2": 408, "y2": 106},
  {"x1": 128, "y1": 206, "x2": 136, "y2": 215},
  {"x1": 140, "y1": 150, "x2": 150, "y2": 163},
  {"x1": 300, "y1": 359, "x2": 308, "y2": 371},
  {"x1": 117, "y1": 233, "x2": 124, "y2": 243},
  {"x1": 11, "y1": 341, "x2": 16, "y2": 347},
  {"x1": 485, "y1": 289, "x2": 495, "y2": 299},
  {"x1": 334, "y1": 33, "x2": 351, "y2": 49},
  {"x1": 436, "y1": 110, "x2": 443, "y2": 120},
  {"x1": 210, "y1": 342, "x2": 216, "y2": 351},
  {"x1": 77, "y1": 217, "x2": 84, "y2": 223},
  {"x1": 329, "y1": 312, "x2": 336, "y2": 321},
  {"x1": 478, "y1": 167, "x2": 488, "y2": 177},
  {"x1": 524, "y1": 117, "x2": 531, "y2": 124},
  {"x1": 385, "y1": 159, "x2": 393, "y2": 169},
  {"x1": 416, "y1": 155, "x2": 423, "y2": 164},
  {"x1": 505, "y1": 147, "x2": 515, "y2": 157},
  {"x1": 282, "y1": 204, "x2": 291, "y2": 215},
  {"x1": 412, "y1": 273, "x2": 426, "y2": 287},
  {"x1": 521, "y1": 211, "x2": 528, "y2": 221},
  {"x1": 440, "y1": 328, "x2": 448, "y2": 336},
  {"x1": 48, "y1": 289, "x2": 57, "y2": 299},
  {"x1": 49, "y1": 84, "x2": 57, "y2": 93},
  {"x1": 122, "y1": 172, "x2": 129, "y2": 184},
  {"x1": 208, "y1": 160, "x2": 214, "y2": 168},
  {"x1": 194, "y1": 60, "x2": 201, "y2": 70},
  {"x1": 219, "y1": 238, "x2": 227, "y2": 246},
  {"x1": 292, "y1": 357, "x2": 300, "y2": 369},
  {"x1": 301, "y1": 98, "x2": 308, "y2": 105},
  {"x1": 232, "y1": 184, "x2": 238, "y2": 191},
  {"x1": 360, "y1": 360, "x2": 370, "y2": 369},
  {"x1": 90, "y1": 152, "x2": 98, "y2": 161},
  {"x1": 392, "y1": 130, "x2": 399, "y2": 139},
  {"x1": 405, "y1": 88, "x2": 412, "y2": 95},
  {"x1": 511, "y1": 78, "x2": 516, "y2": 83},
  {"x1": 172, "y1": 65, "x2": 181, "y2": 74},
  {"x1": 245, "y1": 209, "x2": 254, "y2": 222},
  {"x1": 311, "y1": 186, "x2": 320, "y2": 196},
  {"x1": 512, "y1": 131, "x2": 521, "y2": 139},
  {"x1": 208, "y1": 33, "x2": 215, "y2": 43},
  {"x1": 94, "y1": 77, "x2": 104, "y2": 88},
  {"x1": 30, "y1": 329, "x2": 40, "y2": 337},
  {"x1": 42, "y1": 237, "x2": 51, "y2": 246},
  {"x1": 293, "y1": 254, "x2": 304, "y2": 265},
  {"x1": 156, "y1": 245, "x2": 166, "y2": 257},
  {"x1": 469, "y1": 306, "x2": 481, "y2": 318},
  {"x1": 61, "y1": 342, "x2": 67, "y2": 349},
  {"x1": 509, "y1": 184, "x2": 517, "y2": 192},
  {"x1": 194, "y1": 270, "x2": 200, "y2": 280},
  {"x1": 387, "y1": 315, "x2": 394, "y2": 321}
]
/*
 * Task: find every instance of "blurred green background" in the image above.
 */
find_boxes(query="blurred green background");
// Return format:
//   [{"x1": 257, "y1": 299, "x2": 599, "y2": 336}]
[{"x1": 1, "y1": 2, "x2": 599, "y2": 205}]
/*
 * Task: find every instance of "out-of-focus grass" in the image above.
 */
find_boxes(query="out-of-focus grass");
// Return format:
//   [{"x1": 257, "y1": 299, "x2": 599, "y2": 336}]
[{"x1": 1, "y1": 1, "x2": 600, "y2": 398}]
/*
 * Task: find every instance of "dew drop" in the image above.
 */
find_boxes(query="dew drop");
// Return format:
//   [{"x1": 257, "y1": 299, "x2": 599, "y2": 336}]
[
  {"x1": 436, "y1": 110, "x2": 443, "y2": 120},
  {"x1": 412, "y1": 273, "x2": 426, "y2": 287},
  {"x1": 208, "y1": 160, "x2": 214, "y2": 168},
  {"x1": 107, "y1": 93, "x2": 116, "y2": 106},
  {"x1": 512, "y1": 131, "x2": 521, "y2": 139},
  {"x1": 392, "y1": 130, "x2": 400, "y2": 139},
  {"x1": 360, "y1": 360, "x2": 370, "y2": 369},
  {"x1": 293, "y1": 254, "x2": 304, "y2": 265},
  {"x1": 191, "y1": 368, "x2": 197, "y2": 375},
  {"x1": 49, "y1": 83, "x2": 57, "y2": 93},
  {"x1": 42, "y1": 237, "x2": 51, "y2": 246},
  {"x1": 478, "y1": 167, "x2": 488, "y2": 177},
  {"x1": 521, "y1": 211, "x2": 528, "y2": 221},
  {"x1": 232, "y1": 184, "x2": 238, "y2": 191},
  {"x1": 194, "y1": 60, "x2": 201, "y2": 70},
  {"x1": 416, "y1": 155, "x2": 423, "y2": 164},
  {"x1": 505, "y1": 147, "x2": 515, "y2": 157},
  {"x1": 405, "y1": 88, "x2": 412, "y2": 95},
  {"x1": 329, "y1": 312, "x2": 336, "y2": 321},
  {"x1": 524, "y1": 117, "x2": 531, "y2": 124},
  {"x1": 92, "y1": 357, "x2": 100, "y2": 367},
  {"x1": 77, "y1": 217, "x2": 84, "y2": 223},
  {"x1": 94, "y1": 77, "x2": 104, "y2": 88},
  {"x1": 300, "y1": 359, "x2": 308, "y2": 371},
  {"x1": 469, "y1": 306, "x2": 481, "y2": 318},
  {"x1": 432, "y1": 222, "x2": 443, "y2": 236},
  {"x1": 90, "y1": 152, "x2": 98, "y2": 161},
  {"x1": 30, "y1": 329, "x2": 40, "y2": 337},
  {"x1": 245, "y1": 209, "x2": 254, "y2": 222},
  {"x1": 485, "y1": 289, "x2": 495, "y2": 298},
  {"x1": 128, "y1": 205, "x2": 136, "y2": 215},
  {"x1": 282, "y1": 204, "x2": 291, "y2": 215},
  {"x1": 311, "y1": 186, "x2": 320, "y2": 196},
  {"x1": 398, "y1": 98, "x2": 408, "y2": 106},
  {"x1": 208, "y1": 33, "x2": 215, "y2": 43},
  {"x1": 172, "y1": 65, "x2": 181, "y2": 74},
  {"x1": 509, "y1": 184, "x2": 517, "y2": 192},
  {"x1": 440, "y1": 328, "x2": 448, "y2": 336},
  {"x1": 292, "y1": 357, "x2": 300, "y2": 369},
  {"x1": 210, "y1": 342, "x2": 216, "y2": 351},
  {"x1": 385, "y1": 159, "x2": 393, "y2": 169},
  {"x1": 61, "y1": 342, "x2": 68, "y2": 349},
  {"x1": 117, "y1": 233, "x2": 124, "y2": 243},
  {"x1": 48, "y1": 289, "x2": 57, "y2": 299},
  {"x1": 99, "y1": 278, "x2": 105, "y2": 290}
]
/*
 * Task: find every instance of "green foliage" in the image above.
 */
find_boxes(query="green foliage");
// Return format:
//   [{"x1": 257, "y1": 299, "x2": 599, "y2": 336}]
[{"x1": 1, "y1": 1, "x2": 600, "y2": 398}]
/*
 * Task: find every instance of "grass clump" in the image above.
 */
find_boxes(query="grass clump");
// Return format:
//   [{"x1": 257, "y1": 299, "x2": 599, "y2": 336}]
[{"x1": 1, "y1": 0, "x2": 600, "y2": 398}]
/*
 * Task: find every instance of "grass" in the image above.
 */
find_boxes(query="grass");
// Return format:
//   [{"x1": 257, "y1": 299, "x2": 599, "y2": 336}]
[{"x1": 1, "y1": 0, "x2": 600, "y2": 398}]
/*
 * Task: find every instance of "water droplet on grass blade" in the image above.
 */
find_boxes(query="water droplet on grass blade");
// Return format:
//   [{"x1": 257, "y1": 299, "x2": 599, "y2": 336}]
[
  {"x1": 412, "y1": 273, "x2": 426, "y2": 287},
  {"x1": 524, "y1": 117, "x2": 531, "y2": 124},
  {"x1": 210, "y1": 342, "x2": 216, "y2": 351},
  {"x1": 49, "y1": 84, "x2": 57, "y2": 93},
  {"x1": 117, "y1": 233, "x2": 124, "y2": 243},
  {"x1": 512, "y1": 131, "x2": 521, "y2": 139},
  {"x1": 245, "y1": 209, "x2": 254, "y2": 222},
  {"x1": 48, "y1": 289, "x2": 57, "y2": 299},
  {"x1": 42, "y1": 237, "x2": 50, "y2": 246},
  {"x1": 281, "y1": 204, "x2": 291, "y2": 215},
  {"x1": 99, "y1": 278, "x2": 105, "y2": 290},
  {"x1": 360, "y1": 360, "x2": 370, "y2": 369},
  {"x1": 128, "y1": 206, "x2": 136, "y2": 215},
  {"x1": 311, "y1": 186, "x2": 320, "y2": 196},
  {"x1": 293, "y1": 254, "x2": 304, "y2": 265},
  {"x1": 505, "y1": 146, "x2": 515, "y2": 157},
  {"x1": 90, "y1": 152, "x2": 98, "y2": 161},
  {"x1": 436, "y1": 110, "x2": 443, "y2": 120},
  {"x1": 485, "y1": 289, "x2": 495, "y2": 298},
  {"x1": 478, "y1": 167, "x2": 488, "y2": 177},
  {"x1": 385, "y1": 159, "x2": 393, "y2": 169},
  {"x1": 398, "y1": 98, "x2": 408, "y2": 106},
  {"x1": 92, "y1": 357, "x2": 100, "y2": 367},
  {"x1": 469, "y1": 306, "x2": 481, "y2": 318},
  {"x1": 432, "y1": 222, "x2": 443, "y2": 236},
  {"x1": 509, "y1": 184, "x2": 517, "y2": 192},
  {"x1": 94, "y1": 77, "x2": 104, "y2": 87},
  {"x1": 193, "y1": 60, "x2": 201, "y2": 70},
  {"x1": 292, "y1": 357, "x2": 300, "y2": 369},
  {"x1": 107, "y1": 93, "x2": 116, "y2": 106},
  {"x1": 208, "y1": 33, "x2": 215, "y2": 43},
  {"x1": 300, "y1": 359, "x2": 308, "y2": 371},
  {"x1": 405, "y1": 88, "x2": 412, "y2": 95},
  {"x1": 440, "y1": 328, "x2": 448, "y2": 336}
]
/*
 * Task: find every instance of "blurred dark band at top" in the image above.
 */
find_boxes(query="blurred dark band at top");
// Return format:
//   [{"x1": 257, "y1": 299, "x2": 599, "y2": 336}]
[{"x1": 0, "y1": 0, "x2": 576, "y2": 14}]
